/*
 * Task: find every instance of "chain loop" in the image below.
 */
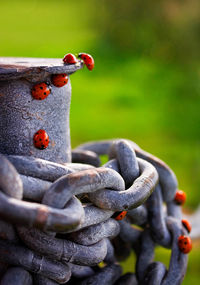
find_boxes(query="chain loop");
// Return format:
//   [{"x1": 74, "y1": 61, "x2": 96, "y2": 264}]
[
  {"x1": 0, "y1": 138, "x2": 192, "y2": 284},
  {"x1": 0, "y1": 239, "x2": 71, "y2": 283},
  {"x1": 146, "y1": 184, "x2": 171, "y2": 248},
  {"x1": 88, "y1": 157, "x2": 158, "y2": 211},
  {"x1": 0, "y1": 267, "x2": 33, "y2": 285},
  {"x1": 0, "y1": 154, "x2": 23, "y2": 199}
]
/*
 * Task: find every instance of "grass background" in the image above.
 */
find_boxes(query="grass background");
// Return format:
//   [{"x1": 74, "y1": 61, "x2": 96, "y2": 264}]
[{"x1": 0, "y1": 0, "x2": 199, "y2": 283}]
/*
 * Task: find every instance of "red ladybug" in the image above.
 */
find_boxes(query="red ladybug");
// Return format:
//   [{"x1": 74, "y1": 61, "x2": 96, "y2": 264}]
[
  {"x1": 181, "y1": 219, "x2": 192, "y2": 233},
  {"x1": 174, "y1": 190, "x2": 186, "y2": 205},
  {"x1": 78, "y1": 53, "x2": 94, "y2": 70},
  {"x1": 33, "y1": 129, "x2": 49, "y2": 150},
  {"x1": 51, "y1": 73, "x2": 68, "y2": 87},
  {"x1": 31, "y1": 83, "x2": 51, "y2": 100},
  {"x1": 112, "y1": 211, "x2": 127, "y2": 221},
  {"x1": 178, "y1": 235, "x2": 192, "y2": 254},
  {"x1": 63, "y1": 53, "x2": 77, "y2": 64}
]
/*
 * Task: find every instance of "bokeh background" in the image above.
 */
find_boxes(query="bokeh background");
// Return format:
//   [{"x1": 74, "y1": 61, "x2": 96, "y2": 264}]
[{"x1": 0, "y1": 0, "x2": 199, "y2": 283}]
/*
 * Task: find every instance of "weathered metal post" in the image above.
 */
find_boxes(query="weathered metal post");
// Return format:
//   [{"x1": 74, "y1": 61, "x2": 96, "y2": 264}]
[{"x1": 0, "y1": 57, "x2": 82, "y2": 163}]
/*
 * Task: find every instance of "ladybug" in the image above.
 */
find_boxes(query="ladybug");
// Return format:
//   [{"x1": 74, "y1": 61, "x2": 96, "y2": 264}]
[
  {"x1": 181, "y1": 219, "x2": 192, "y2": 233},
  {"x1": 33, "y1": 129, "x2": 49, "y2": 150},
  {"x1": 112, "y1": 211, "x2": 127, "y2": 221},
  {"x1": 31, "y1": 82, "x2": 51, "y2": 100},
  {"x1": 78, "y1": 53, "x2": 94, "y2": 70},
  {"x1": 63, "y1": 53, "x2": 77, "y2": 64},
  {"x1": 178, "y1": 235, "x2": 192, "y2": 254},
  {"x1": 174, "y1": 190, "x2": 186, "y2": 205},
  {"x1": 51, "y1": 73, "x2": 68, "y2": 87}
]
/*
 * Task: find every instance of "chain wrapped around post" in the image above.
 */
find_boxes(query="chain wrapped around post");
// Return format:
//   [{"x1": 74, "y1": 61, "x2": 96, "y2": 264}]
[{"x1": 0, "y1": 138, "x2": 192, "y2": 284}]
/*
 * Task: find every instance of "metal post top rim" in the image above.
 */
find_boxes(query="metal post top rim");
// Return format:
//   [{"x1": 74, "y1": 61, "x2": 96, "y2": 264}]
[{"x1": 0, "y1": 57, "x2": 83, "y2": 80}]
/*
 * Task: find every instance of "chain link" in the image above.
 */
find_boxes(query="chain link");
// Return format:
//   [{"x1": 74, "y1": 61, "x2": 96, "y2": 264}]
[{"x1": 0, "y1": 139, "x2": 191, "y2": 284}]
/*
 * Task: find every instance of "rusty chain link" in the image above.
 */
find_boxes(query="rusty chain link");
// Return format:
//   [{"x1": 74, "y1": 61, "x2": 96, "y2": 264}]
[{"x1": 0, "y1": 139, "x2": 191, "y2": 284}]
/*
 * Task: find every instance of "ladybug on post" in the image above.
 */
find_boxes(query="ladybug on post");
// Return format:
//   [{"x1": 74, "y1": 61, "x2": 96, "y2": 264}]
[
  {"x1": 33, "y1": 129, "x2": 49, "y2": 150},
  {"x1": 112, "y1": 211, "x2": 127, "y2": 221},
  {"x1": 31, "y1": 82, "x2": 51, "y2": 100},
  {"x1": 63, "y1": 53, "x2": 77, "y2": 64},
  {"x1": 78, "y1": 53, "x2": 94, "y2": 71},
  {"x1": 178, "y1": 235, "x2": 192, "y2": 254},
  {"x1": 51, "y1": 73, "x2": 68, "y2": 87}
]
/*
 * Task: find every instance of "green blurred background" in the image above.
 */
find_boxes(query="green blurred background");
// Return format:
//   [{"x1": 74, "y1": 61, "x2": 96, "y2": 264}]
[{"x1": 0, "y1": 0, "x2": 199, "y2": 283}]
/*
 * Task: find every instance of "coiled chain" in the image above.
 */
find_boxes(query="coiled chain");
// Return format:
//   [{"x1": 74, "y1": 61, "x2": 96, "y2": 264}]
[{"x1": 0, "y1": 139, "x2": 191, "y2": 284}]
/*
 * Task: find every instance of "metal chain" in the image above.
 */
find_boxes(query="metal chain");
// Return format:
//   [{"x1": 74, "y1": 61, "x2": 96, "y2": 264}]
[{"x1": 0, "y1": 139, "x2": 191, "y2": 284}]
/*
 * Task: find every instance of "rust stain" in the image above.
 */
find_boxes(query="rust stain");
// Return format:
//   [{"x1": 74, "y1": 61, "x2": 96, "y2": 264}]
[
  {"x1": 35, "y1": 113, "x2": 43, "y2": 120},
  {"x1": 35, "y1": 205, "x2": 49, "y2": 227},
  {"x1": 15, "y1": 94, "x2": 22, "y2": 98},
  {"x1": 50, "y1": 140, "x2": 56, "y2": 147},
  {"x1": 68, "y1": 168, "x2": 98, "y2": 186},
  {"x1": 68, "y1": 172, "x2": 82, "y2": 185}
]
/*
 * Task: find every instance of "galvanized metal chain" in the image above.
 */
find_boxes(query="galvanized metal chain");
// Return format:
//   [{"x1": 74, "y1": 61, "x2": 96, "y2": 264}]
[{"x1": 0, "y1": 139, "x2": 191, "y2": 284}]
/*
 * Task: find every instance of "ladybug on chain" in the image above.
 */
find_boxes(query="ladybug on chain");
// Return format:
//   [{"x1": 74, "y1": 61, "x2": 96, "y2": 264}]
[
  {"x1": 174, "y1": 190, "x2": 186, "y2": 205},
  {"x1": 178, "y1": 235, "x2": 192, "y2": 254},
  {"x1": 181, "y1": 219, "x2": 192, "y2": 233},
  {"x1": 33, "y1": 129, "x2": 49, "y2": 150},
  {"x1": 112, "y1": 211, "x2": 127, "y2": 221},
  {"x1": 31, "y1": 83, "x2": 51, "y2": 100}
]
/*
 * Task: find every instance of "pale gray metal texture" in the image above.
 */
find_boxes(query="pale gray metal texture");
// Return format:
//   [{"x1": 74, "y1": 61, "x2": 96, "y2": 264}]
[{"x1": 0, "y1": 57, "x2": 82, "y2": 163}]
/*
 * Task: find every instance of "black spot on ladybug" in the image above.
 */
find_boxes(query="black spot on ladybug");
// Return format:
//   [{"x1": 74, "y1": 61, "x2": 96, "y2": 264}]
[
  {"x1": 46, "y1": 139, "x2": 48, "y2": 141},
  {"x1": 44, "y1": 92, "x2": 46, "y2": 95},
  {"x1": 184, "y1": 242, "x2": 187, "y2": 244},
  {"x1": 39, "y1": 98, "x2": 42, "y2": 100},
  {"x1": 64, "y1": 81, "x2": 66, "y2": 83},
  {"x1": 40, "y1": 86, "x2": 43, "y2": 89},
  {"x1": 39, "y1": 139, "x2": 42, "y2": 141}
]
